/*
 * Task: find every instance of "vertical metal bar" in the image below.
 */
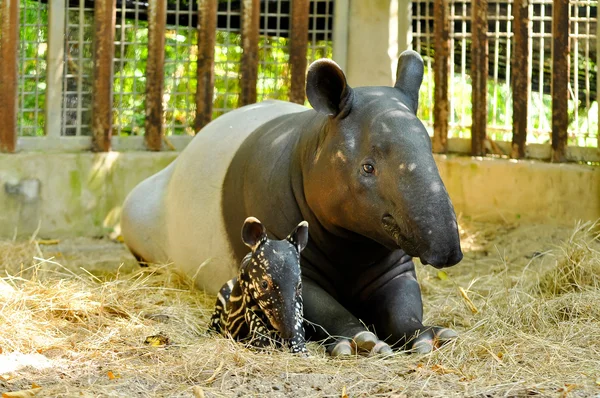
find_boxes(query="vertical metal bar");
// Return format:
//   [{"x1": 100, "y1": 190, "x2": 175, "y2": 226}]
[
  {"x1": 0, "y1": 0, "x2": 19, "y2": 152},
  {"x1": 144, "y1": 0, "x2": 166, "y2": 150},
  {"x1": 551, "y1": 0, "x2": 569, "y2": 162},
  {"x1": 332, "y1": 0, "x2": 349, "y2": 70},
  {"x1": 46, "y1": 0, "x2": 66, "y2": 137},
  {"x1": 432, "y1": 0, "x2": 450, "y2": 153},
  {"x1": 91, "y1": 0, "x2": 116, "y2": 151},
  {"x1": 194, "y1": 0, "x2": 217, "y2": 131},
  {"x1": 511, "y1": 0, "x2": 530, "y2": 158},
  {"x1": 289, "y1": 0, "x2": 309, "y2": 104},
  {"x1": 239, "y1": 0, "x2": 259, "y2": 106},
  {"x1": 471, "y1": 0, "x2": 488, "y2": 156}
]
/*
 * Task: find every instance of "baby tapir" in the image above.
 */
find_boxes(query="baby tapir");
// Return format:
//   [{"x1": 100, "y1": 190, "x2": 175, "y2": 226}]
[{"x1": 209, "y1": 217, "x2": 309, "y2": 354}]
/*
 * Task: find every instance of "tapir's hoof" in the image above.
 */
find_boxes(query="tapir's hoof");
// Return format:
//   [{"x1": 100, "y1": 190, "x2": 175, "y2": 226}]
[
  {"x1": 434, "y1": 327, "x2": 458, "y2": 344},
  {"x1": 412, "y1": 337, "x2": 435, "y2": 354},
  {"x1": 371, "y1": 341, "x2": 393, "y2": 356},
  {"x1": 351, "y1": 331, "x2": 378, "y2": 353},
  {"x1": 330, "y1": 339, "x2": 353, "y2": 357}
]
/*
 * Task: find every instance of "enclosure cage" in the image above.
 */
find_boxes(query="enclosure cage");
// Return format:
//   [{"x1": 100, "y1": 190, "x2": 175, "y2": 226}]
[{"x1": 1, "y1": 0, "x2": 599, "y2": 162}]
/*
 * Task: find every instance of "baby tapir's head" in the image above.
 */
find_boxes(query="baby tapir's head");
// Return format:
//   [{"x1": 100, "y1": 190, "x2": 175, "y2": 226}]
[{"x1": 240, "y1": 217, "x2": 309, "y2": 340}]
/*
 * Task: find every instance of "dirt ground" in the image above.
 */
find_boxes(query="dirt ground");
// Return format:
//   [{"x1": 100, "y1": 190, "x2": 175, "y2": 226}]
[{"x1": 1, "y1": 218, "x2": 599, "y2": 397}]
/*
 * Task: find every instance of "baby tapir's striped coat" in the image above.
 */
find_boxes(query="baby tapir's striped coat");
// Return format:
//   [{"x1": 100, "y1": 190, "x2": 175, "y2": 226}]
[{"x1": 209, "y1": 217, "x2": 309, "y2": 353}]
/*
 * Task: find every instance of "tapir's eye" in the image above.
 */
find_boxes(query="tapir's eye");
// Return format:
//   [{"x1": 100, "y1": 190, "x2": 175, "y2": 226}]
[
  {"x1": 260, "y1": 280, "x2": 269, "y2": 290},
  {"x1": 362, "y1": 163, "x2": 375, "y2": 174}
]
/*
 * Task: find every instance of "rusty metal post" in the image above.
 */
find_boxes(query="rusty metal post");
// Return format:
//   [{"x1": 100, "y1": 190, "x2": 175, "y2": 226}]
[
  {"x1": 91, "y1": 0, "x2": 116, "y2": 152},
  {"x1": 240, "y1": 0, "x2": 259, "y2": 106},
  {"x1": 0, "y1": 0, "x2": 19, "y2": 153},
  {"x1": 511, "y1": 0, "x2": 530, "y2": 159},
  {"x1": 551, "y1": 0, "x2": 569, "y2": 163},
  {"x1": 194, "y1": 0, "x2": 217, "y2": 131},
  {"x1": 471, "y1": 0, "x2": 488, "y2": 156},
  {"x1": 145, "y1": 0, "x2": 167, "y2": 150},
  {"x1": 289, "y1": 0, "x2": 309, "y2": 104},
  {"x1": 432, "y1": 0, "x2": 450, "y2": 153}
]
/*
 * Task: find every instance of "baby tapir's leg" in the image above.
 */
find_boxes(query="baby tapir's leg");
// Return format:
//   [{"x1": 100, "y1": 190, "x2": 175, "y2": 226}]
[
  {"x1": 209, "y1": 278, "x2": 235, "y2": 334},
  {"x1": 244, "y1": 305, "x2": 278, "y2": 348}
]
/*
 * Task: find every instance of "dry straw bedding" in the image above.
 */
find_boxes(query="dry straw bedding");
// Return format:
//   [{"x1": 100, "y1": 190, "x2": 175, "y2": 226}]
[{"x1": 0, "y1": 220, "x2": 599, "y2": 397}]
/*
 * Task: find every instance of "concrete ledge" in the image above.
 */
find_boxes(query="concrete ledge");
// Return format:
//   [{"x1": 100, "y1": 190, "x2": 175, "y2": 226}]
[
  {"x1": 0, "y1": 152, "x2": 597, "y2": 238},
  {"x1": 436, "y1": 155, "x2": 600, "y2": 226}
]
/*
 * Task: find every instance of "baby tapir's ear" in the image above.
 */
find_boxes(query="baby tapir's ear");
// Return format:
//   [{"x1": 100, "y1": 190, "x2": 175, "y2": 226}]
[
  {"x1": 394, "y1": 50, "x2": 424, "y2": 114},
  {"x1": 287, "y1": 221, "x2": 309, "y2": 252},
  {"x1": 306, "y1": 59, "x2": 354, "y2": 118},
  {"x1": 242, "y1": 217, "x2": 267, "y2": 251}
]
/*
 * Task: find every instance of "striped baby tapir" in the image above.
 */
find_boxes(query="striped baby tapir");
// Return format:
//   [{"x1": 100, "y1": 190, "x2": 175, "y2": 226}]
[{"x1": 209, "y1": 217, "x2": 309, "y2": 354}]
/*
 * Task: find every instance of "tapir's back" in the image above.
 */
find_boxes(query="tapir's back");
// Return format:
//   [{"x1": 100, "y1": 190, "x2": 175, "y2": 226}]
[{"x1": 121, "y1": 100, "x2": 306, "y2": 294}]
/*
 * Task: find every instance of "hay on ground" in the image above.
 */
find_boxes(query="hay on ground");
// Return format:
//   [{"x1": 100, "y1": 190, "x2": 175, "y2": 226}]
[{"x1": 0, "y1": 220, "x2": 599, "y2": 397}]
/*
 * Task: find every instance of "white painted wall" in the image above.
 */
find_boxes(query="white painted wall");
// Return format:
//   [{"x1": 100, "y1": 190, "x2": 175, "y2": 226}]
[{"x1": 335, "y1": 0, "x2": 413, "y2": 87}]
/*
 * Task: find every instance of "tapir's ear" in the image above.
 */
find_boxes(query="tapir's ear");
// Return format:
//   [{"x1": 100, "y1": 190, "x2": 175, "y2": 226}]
[
  {"x1": 242, "y1": 217, "x2": 267, "y2": 251},
  {"x1": 287, "y1": 221, "x2": 309, "y2": 252},
  {"x1": 306, "y1": 59, "x2": 353, "y2": 117},
  {"x1": 394, "y1": 50, "x2": 424, "y2": 114}
]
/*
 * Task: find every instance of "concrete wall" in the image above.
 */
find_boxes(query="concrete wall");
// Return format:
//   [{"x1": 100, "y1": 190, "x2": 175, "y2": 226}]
[
  {"x1": 436, "y1": 155, "x2": 600, "y2": 226},
  {"x1": 0, "y1": 152, "x2": 598, "y2": 239},
  {"x1": 344, "y1": 0, "x2": 412, "y2": 88},
  {"x1": 0, "y1": 152, "x2": 178, "y2": 239}
]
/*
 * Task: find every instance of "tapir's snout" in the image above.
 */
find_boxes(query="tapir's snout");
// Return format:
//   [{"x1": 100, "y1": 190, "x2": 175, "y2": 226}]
[{"x1": 419, "y1": 246, "x2": 463, "y2": 268}]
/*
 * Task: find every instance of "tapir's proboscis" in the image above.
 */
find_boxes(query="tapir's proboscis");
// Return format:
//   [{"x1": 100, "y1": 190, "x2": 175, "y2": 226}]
[{"x1": 121, "y1": 50, "x2": 463, "y2": 355}]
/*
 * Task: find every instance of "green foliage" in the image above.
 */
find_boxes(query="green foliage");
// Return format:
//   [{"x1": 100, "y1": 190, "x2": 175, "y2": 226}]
[
  {"x1": 18, "y1": 0, "x2": 48, "y2": 137},
  {"x1": 418, "y1": 62, "x2": 599, "y2": 147}
]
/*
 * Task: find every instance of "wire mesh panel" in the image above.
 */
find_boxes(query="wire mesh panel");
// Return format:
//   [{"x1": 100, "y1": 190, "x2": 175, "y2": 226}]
[
  {"x1": 257, "y1": 0, "x2": 291, "y2": 102},
  {"x1": 529, "y1": 0, "x2": 553, "y2": 144},
  {"x1": 112, "y1": 1, "x2": 148, "y2": 136},
  {"x1": 412, "y1": 0, "x2": 598, "y2": 150},
  {"x1": 163, "y1": 0, "x2": 197, "y2": 135},
  {"x1": 487, "y1": 0, "x2": 513, "y2": 142},
  {"x1": 213, "y1": 1, "x2": 242, "y2": 117},
  {"x1": 62, "y1": 0, "x2": 94, "y2": 136},
  {"x1": 569, "y1": 0, "x2": 598, "y2": 147},
  {"x1": 448, "y1": 0, "x2": 472, "y2": 139},
  {"x1": 18, "y1": 0, "x2": 48, "y2": 137},
  {"x1": 412, "y1": 0, "x2": 435, "y2": 133},
  {"x1": 307, "y1": 1, "x2": 333, "y2": 63}
]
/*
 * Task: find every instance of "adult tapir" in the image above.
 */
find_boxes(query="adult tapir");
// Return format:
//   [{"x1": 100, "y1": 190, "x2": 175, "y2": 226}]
[{"x1": 121, "y1": 50, "x2": 463, "y2": 355}]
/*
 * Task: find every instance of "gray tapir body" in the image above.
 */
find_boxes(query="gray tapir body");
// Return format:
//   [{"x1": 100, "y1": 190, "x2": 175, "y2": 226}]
[{"x1": 121, "y1": 50, "x2": 462, "y2": 354}]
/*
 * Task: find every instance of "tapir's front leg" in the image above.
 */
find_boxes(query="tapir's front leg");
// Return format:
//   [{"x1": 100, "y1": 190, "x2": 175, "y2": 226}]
[
  {"x1": 362, "y1": 262, "x2": 457, "y2": 353},
  {"x1": 302, "y1": 278, "x2": 391, "y2": 356}
]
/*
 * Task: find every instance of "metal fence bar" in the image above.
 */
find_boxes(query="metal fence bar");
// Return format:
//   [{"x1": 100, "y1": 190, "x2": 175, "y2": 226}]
[
  {"x1": 511, "y1": 0, "x2": 530, "y2": 158},
  {"x1": 289, "y1": 0, "x2": 309, "y2": 104},
  {"x1": 551, "y1": 0, "x2": 569, "y2": 162},
  {"x1": 195, "y1": 0, "x2": 217, "y2": 131},
  {"x1": 91, "y1": 0, "x2": 116, "y2": 151},
  {"x1": 144, "y1": 0, "x2": 166, "y2": 150},
  {"x1": 432, "y1": 0, "x2": 449, "y2": 153},
  {"x1": 0, "y1": 0, "x2": 19, "y2": 152},
  {"x1": 239, "y1": 0, "x2": 259, "y2": 106},
  {"x1": 46, "y1": 0, "x2": 65, "y2": 138},
  {"x1": 471, "y1": 0, "x2": 488, "y2": 156}
]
